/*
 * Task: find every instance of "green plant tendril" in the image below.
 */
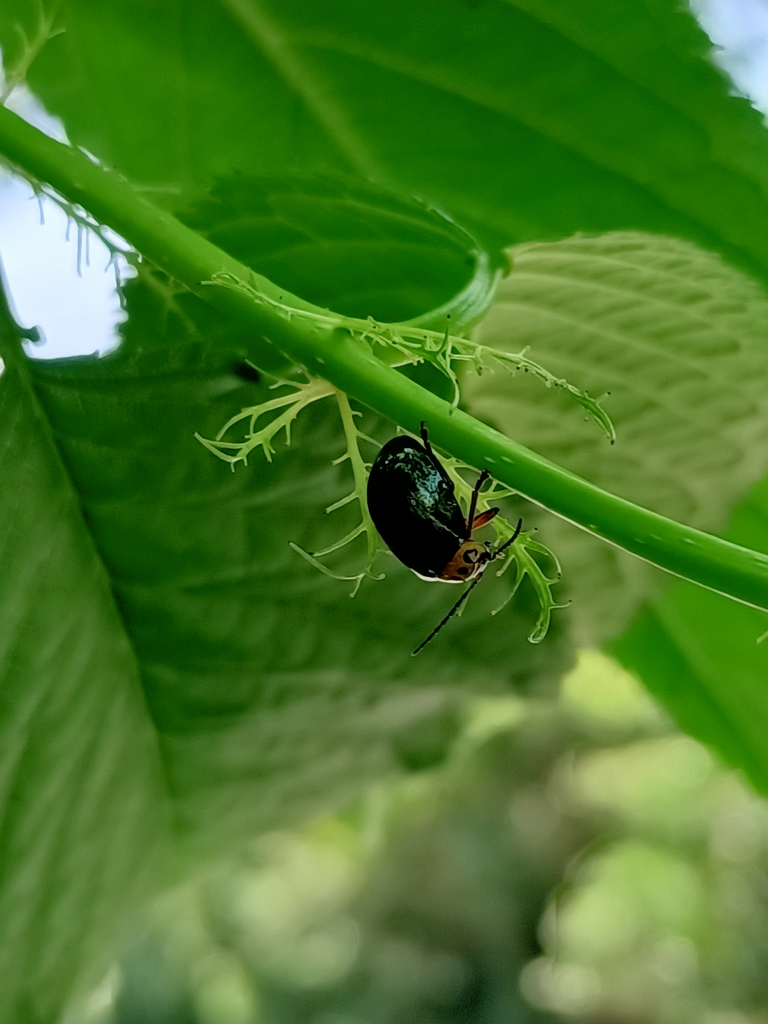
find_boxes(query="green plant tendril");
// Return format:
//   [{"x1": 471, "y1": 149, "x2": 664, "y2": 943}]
[{"x1": 202, "y1": 271, "x2": 615, "y2": 443}]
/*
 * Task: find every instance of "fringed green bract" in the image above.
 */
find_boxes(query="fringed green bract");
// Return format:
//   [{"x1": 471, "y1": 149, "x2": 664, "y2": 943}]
[{"x1": 203, "y1": 271, "x2": 615, "y2": 443}]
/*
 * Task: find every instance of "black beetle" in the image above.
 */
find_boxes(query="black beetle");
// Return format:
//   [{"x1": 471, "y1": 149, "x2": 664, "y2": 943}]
[{"x1": 367, "y1": 422, "x2": 522, "y2": 652}]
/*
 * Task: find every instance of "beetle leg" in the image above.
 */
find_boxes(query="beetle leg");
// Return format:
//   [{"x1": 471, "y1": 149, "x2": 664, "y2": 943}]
[
  {"x1": 466, "y1": 470, "x2": 490, "y2": 538},
  {"x1": 419, "y1": 420, "x2": 434, "y2": 457},
  {"x1": 420, "y1": 421, "x2": 456, "y2": 489}
]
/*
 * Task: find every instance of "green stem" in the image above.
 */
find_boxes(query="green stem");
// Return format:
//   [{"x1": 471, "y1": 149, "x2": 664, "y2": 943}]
[{"x1": 2, "y1": 105, "x2": 768, "y2": 611}]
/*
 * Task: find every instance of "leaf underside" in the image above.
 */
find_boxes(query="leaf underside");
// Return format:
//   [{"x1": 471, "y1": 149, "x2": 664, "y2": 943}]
[{"x1": 465, "y1": 232, "x2": 768, "y2": 643}]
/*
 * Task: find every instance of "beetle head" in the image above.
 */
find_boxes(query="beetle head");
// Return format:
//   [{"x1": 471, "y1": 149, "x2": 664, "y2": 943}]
[{"x1": 439, "y1": 540, "x2": 491, "y2": 582}]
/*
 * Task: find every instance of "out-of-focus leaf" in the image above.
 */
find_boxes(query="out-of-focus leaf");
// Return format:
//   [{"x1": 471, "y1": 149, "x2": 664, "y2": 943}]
[
  {"x1": 464, "y1": 232, "x2": 768, "y2": 643},
  {"x1": 4, "y1": 0, "x2": 768, "y2": 273},
  {"x1": 610, "y1": 475, "x2": 768, "y2": 795}
]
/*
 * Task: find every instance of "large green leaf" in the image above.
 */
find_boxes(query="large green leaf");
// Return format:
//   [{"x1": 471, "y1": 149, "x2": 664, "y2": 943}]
[
  {"x1": 0, "y1": 263, "x2": 571, "y2": 1020},
  {"x1": 464, "y1": 232, "x2": 768, "y2": 643},
  {"x1": 4, "y1": 0, "x2": 768, "y2": 274},
  {"x1": 0, "y1": 284, "x2": 170, "y2": 1023}
]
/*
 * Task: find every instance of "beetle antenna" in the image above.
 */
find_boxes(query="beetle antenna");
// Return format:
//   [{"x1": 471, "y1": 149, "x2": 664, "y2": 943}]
[
  {"x1": 419, "y1": 421, "x2": 454, "y2": 488},
  {"x1": 412, "y1": 577, "x2": 482, "y2": 656},
  {"x1": 412, "y1": 518, "x2": 524, "y2": 655}
]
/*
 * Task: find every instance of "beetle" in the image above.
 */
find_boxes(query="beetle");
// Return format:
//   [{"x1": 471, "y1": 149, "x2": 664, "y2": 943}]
[{"x1": 367, "y1": 422, "x2": 522, "y2": 653}]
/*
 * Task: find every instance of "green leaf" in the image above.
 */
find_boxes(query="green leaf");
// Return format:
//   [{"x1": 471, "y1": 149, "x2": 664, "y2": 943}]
[
  {"x1": 0, "y1": 271, "x2": 572, "y2": 1019},
  {"x1": 0, "y1": 287, "x2": 170, "y2": 1023},
  {"x1": 184, "y1": 173, "x2": 499, "y2": 327},
  {"x1": 5, "y1": 0, "x2": 768, "y2": 274},
  {"x1": 609, "y1": 476, "x2": 768, "y2": 795},
  {"x1": 464, "y1": 233, "x2": 768, "y2": 643}
]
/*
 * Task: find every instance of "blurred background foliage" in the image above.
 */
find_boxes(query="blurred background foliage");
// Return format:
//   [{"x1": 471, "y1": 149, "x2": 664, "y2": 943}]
[{"x1": 73, "y1": 653, "x2": 768, "y2": 1024}]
